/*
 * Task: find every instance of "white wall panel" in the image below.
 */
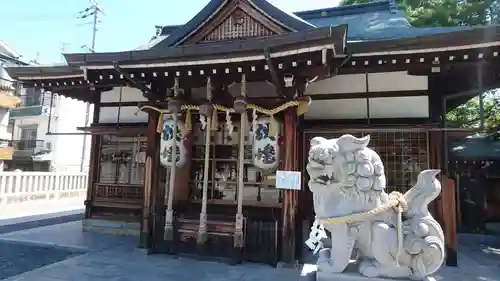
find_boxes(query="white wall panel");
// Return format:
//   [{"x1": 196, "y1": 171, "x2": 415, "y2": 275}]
[
  {"x1": 306, "y1": 74, "x2": 366, "y2": 95},
  {"x1": 368, "y1": 96, "x2": 429, "y2": 118},
  {"x1": 98, "y1": 106, "x2": 147, "y2": 123},
  {"x1": 100, "y1": 87, "x2": 148, "y2": 103},
  {"x1": 304, "y1": 99, "x2": 368, "y2": 119},
  {"x1": 306, "y1": 72, "x2": 428, "y2": 96},
  {"x1": 368, "y1": 72, "x2": 428, "y2": 92}
]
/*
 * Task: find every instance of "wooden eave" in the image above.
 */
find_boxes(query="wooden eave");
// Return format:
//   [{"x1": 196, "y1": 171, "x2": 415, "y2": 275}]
[
  {"x1": 57, "y1": 26, "x2": 347, "y2": 90},
  {"x1": 63, "y1": 26, "x2": 347, "y2": 67},
  {"x1": 335, "y1": 25, "x2": 500, "y2": 76},
  {"x1": 4, "y1": 65, "x2": 113, "y2": 103},
  {"x1": 5, "y1": 65, "x2": 84, "y2": 80}
]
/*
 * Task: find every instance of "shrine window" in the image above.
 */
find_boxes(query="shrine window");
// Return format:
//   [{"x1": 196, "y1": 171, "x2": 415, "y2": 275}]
[{"x1": 97, "y1": 134, "x2": 147, "y2": 185}]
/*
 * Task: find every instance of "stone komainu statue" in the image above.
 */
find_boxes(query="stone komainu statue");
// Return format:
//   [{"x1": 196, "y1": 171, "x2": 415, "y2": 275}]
[{"x1": 305, "y1": 134, "x2": 445, "y2": 281}]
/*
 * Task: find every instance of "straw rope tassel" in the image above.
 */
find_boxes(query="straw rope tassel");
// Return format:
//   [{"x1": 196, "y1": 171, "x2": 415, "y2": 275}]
[
  {"x1": 211, "y1": 108, "x2": 218, "y2": 131},
  {"x1": 268, "y1": 115, "x2": 277, "y2": 137},
  {"x1": 185, "y1": 109, "x2": 192, "y2": 132},
  {"x1": 296, "y1": 98, "x2": 310, "y2": 116},
  {"x1": 157, "y1": 113, "x2": 164, "y2": 133}
]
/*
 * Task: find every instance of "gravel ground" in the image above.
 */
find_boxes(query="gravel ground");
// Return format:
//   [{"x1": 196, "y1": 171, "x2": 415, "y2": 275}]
[{"x1": 0, "y1": 241, "x2": 83, "y2": 280}]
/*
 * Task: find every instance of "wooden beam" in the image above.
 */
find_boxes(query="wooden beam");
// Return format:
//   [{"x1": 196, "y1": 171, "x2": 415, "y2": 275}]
[
  {"x1": 113, "y1": 62, "x2": 152, "y2": 98},
  {"x1": 281, "y1": 107, "x2": 300, "y2": 264},
  {"x1": 99, "y1": 101, "x2": 143, "y2": 107},
  {"x1": 441, "y1": 175, "x2": 458, "y2": 267},
  {"x1": 280, "y1": 78, "x2": 304, "y2": 264},
  {"x1": 84, "y1": 90, "x2": 101, "y2": 219},
  {"x1": 264, "y1": 50, "x2": 284, "y2": 97},
  {"x1": 143, "y1": 109, "x2": 162, "y2": 251},
  {"x1": 309, "y1": 90, "x2": 427, "y2": 101},
  {"x1": 303, "y1": 118, "x2": 432, "y2": 128},
  {"x1": 438, "y1": 97, "x2": 458, "y2": 266}
]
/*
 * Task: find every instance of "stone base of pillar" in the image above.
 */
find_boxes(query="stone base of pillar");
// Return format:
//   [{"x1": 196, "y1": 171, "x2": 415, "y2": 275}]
[
  {"x1": 197, "y1": 230, "x2": 207, "y2": 245},
  {"x1": 231, "y1": 246, "x2": 243, "y2": 265},
  {"x1": 233, "y1": 230, "x2": 244, "y2": 248},
  {"x1": 197, "y1": 212, "x2": 207, "y2": 244},
  {"x1": 232, "y1": 229, "x2": 244, "y2": 264},
  {"x1": 139, "y1": 232, "x2": 149, "y2": 248},
  {"x1": 163, "y1": 209, "x2": 174, "y2": 241}
]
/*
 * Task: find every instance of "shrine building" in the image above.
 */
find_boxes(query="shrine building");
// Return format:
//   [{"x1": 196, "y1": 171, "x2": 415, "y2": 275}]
[{"x1": 7, "y1": 0, "x2": 500, "y2": 267}]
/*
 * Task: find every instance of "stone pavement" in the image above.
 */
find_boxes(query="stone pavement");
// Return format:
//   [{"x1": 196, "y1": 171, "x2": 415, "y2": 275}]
[
  {"x1": 0, "y1": 221, "x2": 498, "y2": 281},
  {"x1": 0, "y1": 197, "x2": 84, "y2": 220}
]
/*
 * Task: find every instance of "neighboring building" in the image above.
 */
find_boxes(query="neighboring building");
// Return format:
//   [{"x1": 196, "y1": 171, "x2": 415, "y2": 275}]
[
  {"x1": 8, "y1": 81, "x2": 92, "y2": 172},
  {"x1": 1, "y1": 41, "x2": 91, "y2": 172},
  {"x1": 0, "y1": 40, "x2": 23, "y2": 171},
  {"x1": 7, "y1": 0, "x2": 500, "y2": 267}
]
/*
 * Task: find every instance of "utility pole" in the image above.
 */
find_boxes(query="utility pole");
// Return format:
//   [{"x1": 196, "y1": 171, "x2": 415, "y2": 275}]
[
  {"x1": 78, "y1": 0, "x2": 105, "y2": 172},
  {"x1": 60, "y1": 42, "x2": 70, "y2": 63}
]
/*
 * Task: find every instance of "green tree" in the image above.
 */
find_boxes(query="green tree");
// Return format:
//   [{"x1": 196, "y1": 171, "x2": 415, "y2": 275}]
[
  {"x1": 339, "y1": 0, "x2": 495, "y2": 26},
  {"x1": 446, "y1": 92, "x2": 500, "y2": 132}
]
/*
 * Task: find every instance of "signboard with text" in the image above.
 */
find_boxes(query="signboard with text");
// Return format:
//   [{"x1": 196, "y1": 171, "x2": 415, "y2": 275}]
[{"x1": 275, "y1": 170, "x2": 302, "y2": 190}]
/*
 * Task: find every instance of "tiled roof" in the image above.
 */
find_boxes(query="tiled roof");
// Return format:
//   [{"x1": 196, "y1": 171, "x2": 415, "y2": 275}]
[
  {"x1": 151, "y1": 0, "x2": 315, "y2": 48},
  {"x1": 295, "y1": 1, "x2": 466, "y2": 41},
  {"x1": 154, "y1": 0, "x2": 466, "y2": 43}
]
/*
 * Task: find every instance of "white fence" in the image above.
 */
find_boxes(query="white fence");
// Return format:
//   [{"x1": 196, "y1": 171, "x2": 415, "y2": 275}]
[{"x1": 0, "y1": 172, "x2": 88, "y2": 220}]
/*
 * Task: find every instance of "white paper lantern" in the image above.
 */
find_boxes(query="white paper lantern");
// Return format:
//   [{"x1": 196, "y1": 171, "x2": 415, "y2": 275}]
[
  {"x1": 252, "y1": 116, "x2": 280, "y2": 172},
  {"x1": 159, "y1": 114, "x2": 190, "y2": 167}
]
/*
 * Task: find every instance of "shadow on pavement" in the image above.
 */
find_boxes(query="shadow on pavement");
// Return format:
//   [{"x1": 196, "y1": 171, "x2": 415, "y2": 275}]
[{"x1": 0, "y1": 210, "x2": 84, "y2": 234}]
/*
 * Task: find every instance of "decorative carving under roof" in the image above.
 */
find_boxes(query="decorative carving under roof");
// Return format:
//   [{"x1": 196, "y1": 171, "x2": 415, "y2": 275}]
[
  {"x1": 183, "y1": 0, "x2": 287, "y2": 44},
  {"x1": 201, "y1": 8, "x2": 276, "y2": 42}
]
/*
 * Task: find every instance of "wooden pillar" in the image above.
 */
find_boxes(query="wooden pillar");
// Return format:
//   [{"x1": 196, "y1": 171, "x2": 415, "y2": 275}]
[
  {"x1": 440, "y1": 96, "x2": 458, "y2": 267},
  {"x1": 441, "y1": 175, "x2": 458, "y2": 266},
  {"x1": 84, "y1": 91, "x2": 100, "y2": 219},
  {"x1": 281, "y1": 107, "x2": 299, "y2": 264},
  {"x1": 142, "y1": 109, "x2": 161, "y2": 250}
]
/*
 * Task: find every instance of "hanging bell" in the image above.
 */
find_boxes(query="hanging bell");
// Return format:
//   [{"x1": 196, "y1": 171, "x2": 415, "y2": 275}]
[
  {"x1": 199, "y1": 102, "x2": 214, "y2": 117},
  {"x1": 233, "y1": 96, "x2": 247, "y2": 114}
]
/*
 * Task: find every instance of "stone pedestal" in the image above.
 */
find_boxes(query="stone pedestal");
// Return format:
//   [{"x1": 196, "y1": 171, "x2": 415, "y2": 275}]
[{"x1": 300, "y1": 264, "x2": 437, "y2": 281}]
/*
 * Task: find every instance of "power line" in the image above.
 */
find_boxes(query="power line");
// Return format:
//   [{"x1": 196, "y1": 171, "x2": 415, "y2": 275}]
[
  {"x1": 77, "y1": 0, "x2": 105, "y2": 52},
  {"x1": 78, "y1": 0, "x2": 105, "y2": 172},
  {"x1": 0, "y1": 13, "x2": 74, "y2": 21}
]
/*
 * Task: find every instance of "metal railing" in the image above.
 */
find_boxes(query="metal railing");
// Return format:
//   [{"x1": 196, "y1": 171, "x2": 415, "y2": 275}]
[
  {"x1": 18, "y1": 90, "x2": 54, "y2": 108},
  {"x1": 10, "y1": 140, "x2": 49, "y2": 150}
]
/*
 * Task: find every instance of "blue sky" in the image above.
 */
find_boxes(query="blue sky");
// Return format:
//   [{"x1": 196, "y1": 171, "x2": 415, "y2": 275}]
[{"x1": 1, "y1": 0, "x2": 339, "y2": 64}]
